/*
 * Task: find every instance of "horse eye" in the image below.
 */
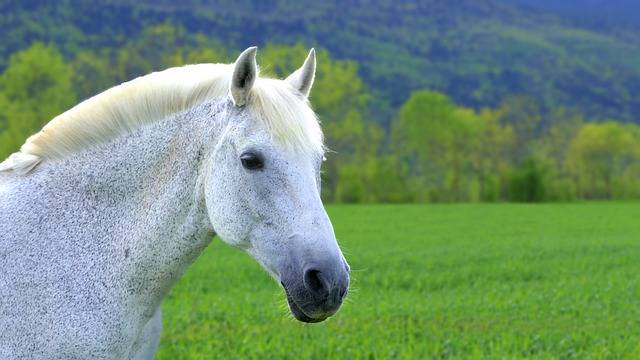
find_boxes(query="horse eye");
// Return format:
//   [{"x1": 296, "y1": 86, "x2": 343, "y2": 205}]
[{"x1": 240, "y1": 152, "x2": 264, "y2": 170}]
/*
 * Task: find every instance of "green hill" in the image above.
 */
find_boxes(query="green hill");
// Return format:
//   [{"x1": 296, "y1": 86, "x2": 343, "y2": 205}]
[
  {"x1": 2, "y1": 0, "x2": 640, "y2": 122},
  {"x1": 505, "y1": 0, "x2": 640, "y2": 29}
]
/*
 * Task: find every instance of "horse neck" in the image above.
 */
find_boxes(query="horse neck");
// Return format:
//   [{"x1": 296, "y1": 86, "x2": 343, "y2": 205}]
[{"x1": 32, "y1": 101, "x2": 225, "y2": 309}]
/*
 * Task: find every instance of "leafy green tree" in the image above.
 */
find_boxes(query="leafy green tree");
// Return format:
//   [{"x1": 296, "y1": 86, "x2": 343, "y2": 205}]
[
  {"x1": 497, "y1": 96, "x2": 542, "y2": 164},
  {"x1": 468, "y1": 108, "x2": 515, "y2": 201},
  {"x1": 507, "y1": 157, "x2": 550, "y2": 202},
  {"x1": 566, "y1": 122, "x2": 640, "y2": 199},
  {"x1": 537, "y1": 108, "x2": 584, "y2": 201},
  {"x1": 112, "y1": 24, "x2": 228, "y2": 83},
  {"x1": 541, "y1": 108, "x2": 584, "y2": 173},
  {"x1": 392, "y1": 91, "x2": 514, "y2": 202},
  {"x1": 392, "y1": 91, "x2": 456, "y2": 201},
  {"x1": 0, "y1": 43, "x2": 75, "y2": 159},
  {"x1": 71, "y1": 25, "x2": 228, "y2": 102},
  {"x1": 367, "y1": 155, "x2": 413, "y2": 203},
  {"x1": 71, "y1": 50, "x2": 114, "y2": 100}
]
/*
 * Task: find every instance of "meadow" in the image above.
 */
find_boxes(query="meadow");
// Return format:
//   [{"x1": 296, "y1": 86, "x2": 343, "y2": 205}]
[{"x1": 158, "y1": 203, "x2": 640, "y2": 359}]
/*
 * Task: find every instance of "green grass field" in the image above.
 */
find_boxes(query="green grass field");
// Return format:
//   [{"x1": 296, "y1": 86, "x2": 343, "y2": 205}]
[{"x1": 157, "y1": 203, "x2": 640, "y2": 359}]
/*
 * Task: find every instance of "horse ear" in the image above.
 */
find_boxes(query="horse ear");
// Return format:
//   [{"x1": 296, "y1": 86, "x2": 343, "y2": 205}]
[
  {"x1": 286, "y1": 48, "x2": 316, "y2": 98},
  {"x1": 230, "y1": 46, "x2": 258, "y2": 106}
]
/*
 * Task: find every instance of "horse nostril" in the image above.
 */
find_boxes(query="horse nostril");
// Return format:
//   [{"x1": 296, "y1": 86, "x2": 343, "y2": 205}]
[{"x1": 303, "y1": 269, "x2": 327, "y2": 296}]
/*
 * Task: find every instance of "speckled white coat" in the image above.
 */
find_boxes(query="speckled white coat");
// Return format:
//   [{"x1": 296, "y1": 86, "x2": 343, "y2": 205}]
[
  {"x1": 0, "y1": 49, "x2": 349, "y2": 359},
  {"x1": 0, "y1": 100, "x2": 227, "y2": 358}
]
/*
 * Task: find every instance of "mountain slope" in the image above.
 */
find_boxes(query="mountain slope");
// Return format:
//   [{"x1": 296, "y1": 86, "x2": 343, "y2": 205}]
[
  {"x1": 504, "y1": 0, "x2": 640, "y2": 29},
  {"x1": 1, "y1": 0, "x2": 639, "y2": 122}
]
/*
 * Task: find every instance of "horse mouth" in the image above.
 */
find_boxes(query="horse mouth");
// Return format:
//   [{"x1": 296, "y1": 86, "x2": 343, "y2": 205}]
[{"x1": 281, "y1": 282, "x2": 327, "y2": 323}]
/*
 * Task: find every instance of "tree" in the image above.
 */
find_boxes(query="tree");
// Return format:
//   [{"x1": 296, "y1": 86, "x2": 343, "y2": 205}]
[
  {"x1": 497, "y1": 95, "x2": 542, "y2": 164},
  {"x1": 537, "y1": 108, "x2": 584, "y2": 201},
  {"x1": 392, "y1": 91, "x2": 520, "y2": 202},
  {"x1": 566, "y1": 122, "x2": 640, "y2": 199},
  {"x1": 508, "y1": 157, "x2": 550, "y2": 202},
  {"x1": 71, "y1": 50, "x2": 114, "y2": 101},
  {"x1": 541, "y1": 108, "x2": 584, "y2": 174},
  {"x1": 392, "y1": 91, "x2": 457, "y2": 201},
  {"x1": 468, "y1": 108, "x2": 515, "y2": 201},
  {"x1": 392, "y1": 91, "x2": 514, "y2": 202},
  {"x1": 70, "y1": 26, "x2": 228, "y2": 101},
  {"x1": 0, "y1": 43, "x2": 75, "y2": 159},
  {"x1": 112, "y1": 24, "x2": 228, "y2": 83}
]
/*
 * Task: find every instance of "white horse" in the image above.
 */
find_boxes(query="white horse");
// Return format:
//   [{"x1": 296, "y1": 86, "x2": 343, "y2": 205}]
[{"x1": 0, "y1": 47, "x2": 350, "y2": 359}]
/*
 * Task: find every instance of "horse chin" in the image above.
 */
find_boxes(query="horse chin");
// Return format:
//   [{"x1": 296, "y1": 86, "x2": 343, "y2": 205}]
[
  {"x1": 286, "y1": 294, "x2": 327, "y2": 323},
  {"x1": 282, "y1": 283, "x2": 327, "y2": 323}
]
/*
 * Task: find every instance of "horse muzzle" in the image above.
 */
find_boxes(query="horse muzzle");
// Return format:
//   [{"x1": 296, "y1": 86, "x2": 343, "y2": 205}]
[{"x1": 280, "y1": 259, "x2": 350, "y2": 323}]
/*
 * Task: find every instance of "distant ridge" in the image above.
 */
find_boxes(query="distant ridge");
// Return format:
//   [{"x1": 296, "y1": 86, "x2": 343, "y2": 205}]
[
  {"x1": 1, "y1": 0, "x2": 639, "y2": 122},
  {"x1": 504, "y1": 0, "x2": 640, "y2": 29}
]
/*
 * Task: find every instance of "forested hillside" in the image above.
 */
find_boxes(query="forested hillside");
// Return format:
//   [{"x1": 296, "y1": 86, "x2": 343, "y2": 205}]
[
  {"x1": 2, "y1": 0, "x2": 640, "y2": 123},
  {"x1": 506, "y1": 0, "x2": 640, "y2": 29},
  {"x1": 1, "y1": 1, "x2": 639, "y2": 203}
]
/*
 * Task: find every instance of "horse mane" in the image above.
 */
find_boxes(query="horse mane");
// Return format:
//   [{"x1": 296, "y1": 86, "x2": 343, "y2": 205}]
[{"x1": 0, "y1": 63, "x2": 323, "y2": 175}]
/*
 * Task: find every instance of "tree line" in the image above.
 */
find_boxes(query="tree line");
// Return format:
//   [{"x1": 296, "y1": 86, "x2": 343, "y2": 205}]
[{"x1": 0, "y1": 24, "x2": 638, "y2": 203}]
